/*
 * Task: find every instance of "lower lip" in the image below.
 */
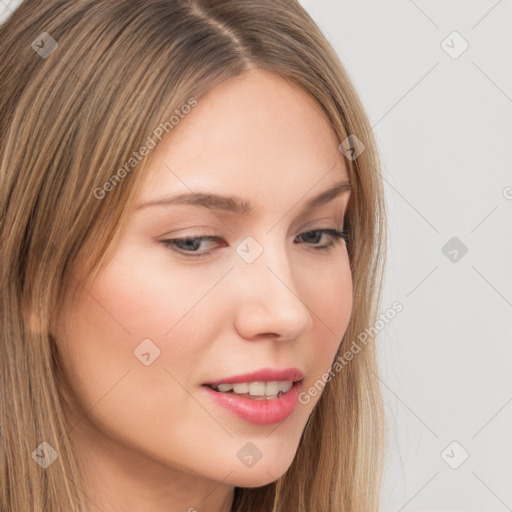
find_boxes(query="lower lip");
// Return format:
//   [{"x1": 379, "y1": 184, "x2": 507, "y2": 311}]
[{"x1": 201, "y1": 381, "x2": 302, "y2": 425}]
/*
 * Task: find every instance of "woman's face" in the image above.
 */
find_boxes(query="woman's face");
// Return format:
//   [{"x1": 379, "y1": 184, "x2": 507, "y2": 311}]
[{"x1": 55, "y1": 69, "x2": 352, "y2": 500}]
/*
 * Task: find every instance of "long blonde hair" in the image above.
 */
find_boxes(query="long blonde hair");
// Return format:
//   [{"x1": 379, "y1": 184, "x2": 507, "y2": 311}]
[{"x1": 0, "y1": 1, "x2": 387, "y2": 510}]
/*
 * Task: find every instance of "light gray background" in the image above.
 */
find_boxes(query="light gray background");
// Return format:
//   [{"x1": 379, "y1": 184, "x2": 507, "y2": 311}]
[
  {"x1": 296, "y1": 1, "x2": 512, "y2": 511},
  {"x1": 2, "y1": 1, "x2": 511, "y2": 511}
]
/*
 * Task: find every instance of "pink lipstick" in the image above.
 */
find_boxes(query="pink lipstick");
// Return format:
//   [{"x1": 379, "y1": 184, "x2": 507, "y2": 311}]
[{"x1": 201, "y1": 367, "x2": 304, "y2": 425}]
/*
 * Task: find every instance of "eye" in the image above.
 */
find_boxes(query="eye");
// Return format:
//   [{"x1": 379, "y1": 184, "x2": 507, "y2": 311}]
[
  {"x1": 160, "y1": 226, "x2": 349, "y2": 259},
  {"x1": 161, "y1": 235, "x2": 222, "y2": 257},
  {"x1": 295, "y1": 227, "x2": 348, "y2": 253}
]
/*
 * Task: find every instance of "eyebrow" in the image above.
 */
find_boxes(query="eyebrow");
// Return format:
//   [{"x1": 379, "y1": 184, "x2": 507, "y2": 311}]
[{"x1": 135, "y1": 179, "x2": 351, "y2": 216}]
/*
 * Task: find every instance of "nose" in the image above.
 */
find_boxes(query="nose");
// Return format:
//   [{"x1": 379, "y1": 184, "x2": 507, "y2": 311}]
[{"x1": 232, "y1": 241, "x2": 314, "y2": 342}]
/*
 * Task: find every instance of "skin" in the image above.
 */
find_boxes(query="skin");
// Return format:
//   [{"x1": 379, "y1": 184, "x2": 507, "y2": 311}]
[{"x1": 54, "y1": 68, "x2": 353, "y2": 512}]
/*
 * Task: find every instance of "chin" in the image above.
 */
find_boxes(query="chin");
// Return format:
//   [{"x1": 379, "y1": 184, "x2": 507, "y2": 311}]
[{"x1": 225, "y1": 458, "x2": 295, "y2": 488}]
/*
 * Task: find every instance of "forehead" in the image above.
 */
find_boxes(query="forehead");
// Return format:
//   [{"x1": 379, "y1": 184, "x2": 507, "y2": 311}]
[{"x1": 136, "y1": 69, "x2": 349, "y2": 209}]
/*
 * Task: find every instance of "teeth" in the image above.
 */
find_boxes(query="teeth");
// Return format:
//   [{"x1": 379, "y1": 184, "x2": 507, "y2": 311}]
[
  {"x1": 280, "y1": 381, "x2": 293, "y2": 393},
  {"x1": 233, "y1": 383, "x2": 249, "y2": 394},
  {"x1": 213, "y1": 381, "x2": 294, "y2": 396},
  {"x1": 265, "y1": 381, "x2": 281, "y2": 396},
  {"x1": 249, "y1": 382, "x2": 265, "y2": 396},
  {"x1": 217, "y1": 384, "x2": 233, "y2": 392}
]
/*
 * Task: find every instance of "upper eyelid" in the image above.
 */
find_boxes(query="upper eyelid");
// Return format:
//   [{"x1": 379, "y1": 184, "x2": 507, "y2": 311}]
[
  {"x1": 179, "y1": 227, "x2": 341, "y2": 238},
  {"x1": 161, "y1": 221, "x2": 346, "y2": 240},
  {"x1": 157, "y1": 207, "x2": 347, "y2": 238}
]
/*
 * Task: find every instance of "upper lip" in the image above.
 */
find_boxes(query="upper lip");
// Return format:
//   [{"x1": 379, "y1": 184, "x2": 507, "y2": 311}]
[{"x1": 203, "y1": 367, "x2": 305, "y2": 387}]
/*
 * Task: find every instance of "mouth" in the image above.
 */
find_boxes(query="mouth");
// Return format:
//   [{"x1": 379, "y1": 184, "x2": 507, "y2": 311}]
[
  {"x1": 200, "y1": 368, "x2": 305, "y2": 425},
  {"x1": 204, "y1": 380, "x2": 299, "y2": 400},
  {"x1": 201, "y1": 367, "x2": 304, "y2": 400}
]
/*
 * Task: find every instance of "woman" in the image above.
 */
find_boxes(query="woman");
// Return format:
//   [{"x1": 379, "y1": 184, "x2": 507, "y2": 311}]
[{"x1": 0, "y1": 1, "x2": 387, "y2": 510}]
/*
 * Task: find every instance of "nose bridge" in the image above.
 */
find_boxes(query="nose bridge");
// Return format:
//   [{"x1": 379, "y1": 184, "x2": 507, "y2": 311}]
[{"x1": 232, "y1": 233, "x2": 313, "y2": 340}]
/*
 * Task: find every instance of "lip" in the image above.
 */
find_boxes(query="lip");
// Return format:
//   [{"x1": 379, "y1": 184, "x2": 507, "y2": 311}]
[
  {"x1": 201, "y1": 380, "x2": 303, "y2": 425},
  {"x1": 202, "y1": 367, "x2": 305, "y2": 386}
]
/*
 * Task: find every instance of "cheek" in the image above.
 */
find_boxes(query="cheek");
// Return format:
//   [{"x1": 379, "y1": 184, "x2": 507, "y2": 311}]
[
  {"x1": 55, "y1": 246, "x2": 230, "y2": 419},
  {"x1": 76, "y1": 243, "x2": 221, "y2": 348},
  {"x1": 301, "y1": 255, "x2": 353, "y2": 381},
  {"x1": 54, "y1": 257, "x2": 230, "y2": 470}
]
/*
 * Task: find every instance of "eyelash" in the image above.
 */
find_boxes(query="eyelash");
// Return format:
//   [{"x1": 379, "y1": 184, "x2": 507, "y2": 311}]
[{"x1": 161, "y1": 227, "x2": 349, "y2": 259}]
